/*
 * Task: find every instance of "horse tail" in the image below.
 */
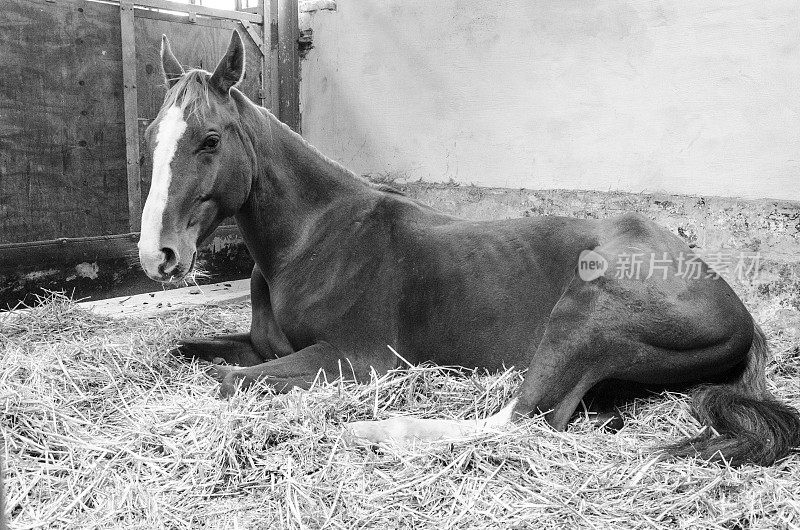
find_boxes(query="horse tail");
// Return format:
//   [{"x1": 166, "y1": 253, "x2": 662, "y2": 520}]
[{"x1": 666, "y1": 323, "x2": 800, "y2": 466}]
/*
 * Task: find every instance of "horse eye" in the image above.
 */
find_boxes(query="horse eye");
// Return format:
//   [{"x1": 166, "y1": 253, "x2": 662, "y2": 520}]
[{"x1": 202, "y1": 135, "x2": 219, "y2": 150}]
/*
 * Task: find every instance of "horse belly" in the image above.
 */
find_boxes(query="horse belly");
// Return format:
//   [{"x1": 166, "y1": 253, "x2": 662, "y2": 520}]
[{"x1": 398, "y1": 274, "x2": 558, "y2": 372}]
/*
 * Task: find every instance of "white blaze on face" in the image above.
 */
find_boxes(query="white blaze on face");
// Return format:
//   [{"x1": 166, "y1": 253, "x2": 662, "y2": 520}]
[{"x1": 139, "y1": 106, "x2": 188, "y2": 252}]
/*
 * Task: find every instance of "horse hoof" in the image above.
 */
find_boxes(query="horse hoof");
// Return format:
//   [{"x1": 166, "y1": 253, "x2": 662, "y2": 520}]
[
  {"x1": 206, "y1": 363, "x2": 231, "y2": 383},
  {"x1": 169, "y1": 343, "x2": 191, "y2": 360},
  {"x1": 219, "y1": 379, "x2": 237, "y2": 399},
  {"x1": 209, "y1": 369, "x2": 244, "y2": 398},
  {"x1": 594, "y1": 412, "x2": 625, "y2": 433},
  {"x1": 170, "y1": 341, "x2": 216, "y2": 363}
]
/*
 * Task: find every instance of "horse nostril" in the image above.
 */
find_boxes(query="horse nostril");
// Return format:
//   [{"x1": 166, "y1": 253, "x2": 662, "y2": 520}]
[{"x1": 158, "y1": 247, "x2": 179, "y2": 275}]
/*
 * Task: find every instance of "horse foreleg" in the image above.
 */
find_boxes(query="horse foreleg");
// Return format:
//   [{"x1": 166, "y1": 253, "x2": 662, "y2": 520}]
[
  {"x1": 173, "y1": 266, "x2": 291, "y2": 367},
  {"x1": 171, "y1": 333, "x2": 264, "y2": 366},
  {"x1": 207, "y1": 341, "x2": 376, "y2": 397}
]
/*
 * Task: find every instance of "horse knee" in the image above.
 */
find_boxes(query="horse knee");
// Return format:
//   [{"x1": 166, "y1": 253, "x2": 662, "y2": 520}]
[
  {"x1": 546, "y1": 380, "x2": 599, "y2": 431},
  {"x1": 513, "y1": 369, "x2": 600, "y2": 432}
]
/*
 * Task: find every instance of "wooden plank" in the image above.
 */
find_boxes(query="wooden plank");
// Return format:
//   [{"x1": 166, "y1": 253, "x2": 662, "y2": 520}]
[
  {"x1": 121, "y1": 0, "x2": 143, "y2": 232},
  {"x1": 0, "y1": 225, "x2": 241, "y2": 268},
  {"x1": 79, "y1": 278, "x2": 251, "y2": 318},
  {"x1": 267, "y1": 0, "x2": 280, "y2": 115},
  {"x1": 134, "y1": 7, "x2": 245, "y2": 30},
  {"x1": 239, "y1": 20, "x2": 266, "y2": 57},
  {"x1": 277, "y1": 0, "x2": 299, "y2": 131},
  {"x1": 0, "y1": 0, "x2": 129, "y2": 244},
  {"x1": 132, "y1": 0, "x2": 262, "y2": 24}
]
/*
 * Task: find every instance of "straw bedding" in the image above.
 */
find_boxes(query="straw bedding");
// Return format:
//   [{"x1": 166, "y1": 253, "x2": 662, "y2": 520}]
[{"x1": 1, "y1": 292, "x2": 798, "y2": 529}]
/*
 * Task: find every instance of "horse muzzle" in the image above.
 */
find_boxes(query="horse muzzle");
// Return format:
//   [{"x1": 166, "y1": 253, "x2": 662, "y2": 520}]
[{"x1": 138, "y1": 244, "x2": 196, "y2": 283}]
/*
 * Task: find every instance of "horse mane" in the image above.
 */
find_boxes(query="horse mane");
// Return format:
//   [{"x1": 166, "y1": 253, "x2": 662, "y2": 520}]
[
  {"x1": 250, "y1": 100, "x2": 407, "y2": 197},
  {"x1": 161, "y1": 69, "x2": 213, "y2": 118}
]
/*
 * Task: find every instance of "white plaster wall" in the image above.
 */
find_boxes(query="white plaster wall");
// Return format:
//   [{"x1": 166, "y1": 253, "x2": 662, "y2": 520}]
[{"x1": 300, "y1": 0, "x2": 800, "y2": 200}]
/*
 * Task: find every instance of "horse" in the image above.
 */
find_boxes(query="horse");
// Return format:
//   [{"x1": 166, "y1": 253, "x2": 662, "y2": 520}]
[{"x1": 138, "y1": 30, "x2": 800, "y2": 467}]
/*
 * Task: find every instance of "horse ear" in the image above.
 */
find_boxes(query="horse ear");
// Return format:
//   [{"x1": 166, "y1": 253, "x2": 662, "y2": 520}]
[
  {"x1": 161, "y1": 35, "x2": 184, "y2": 88},
  {"x1": 210, "y1": 30, "x2": 246, "y2": 94}
]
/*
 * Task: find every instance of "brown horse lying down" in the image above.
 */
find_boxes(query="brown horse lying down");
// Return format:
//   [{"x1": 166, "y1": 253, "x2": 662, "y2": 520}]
[{"x1": 137, "y1": 31, "x2": 799, "y2": 467}]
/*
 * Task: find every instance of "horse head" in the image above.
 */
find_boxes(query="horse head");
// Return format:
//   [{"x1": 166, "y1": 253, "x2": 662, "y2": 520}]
[{"x1": 138, "y1": 31, "x2": 253, "y2": 283}]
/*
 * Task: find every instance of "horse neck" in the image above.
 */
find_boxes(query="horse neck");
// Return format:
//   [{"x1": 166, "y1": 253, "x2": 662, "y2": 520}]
[{"x1": 234, "y1": 97, "x2": 371, "y2": 277}]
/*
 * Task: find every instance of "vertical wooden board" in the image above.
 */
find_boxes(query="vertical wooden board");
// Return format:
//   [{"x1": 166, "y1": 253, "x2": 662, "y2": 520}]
[
  {"x1": 120, "y1": 0, "x2": 142, "y2": 232},
  {"x1": 133, "y1": 13, "x2": 267, "y2": 207},
  {"x1": 266, "y1": 0, "x2": 280, "y2": 115},
  {"x1": 0, "y1": 0, "x2": 129, "y2": 244},
  {"x1": 277, "y1": 0, "x2": 299, "y2": 131}
]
